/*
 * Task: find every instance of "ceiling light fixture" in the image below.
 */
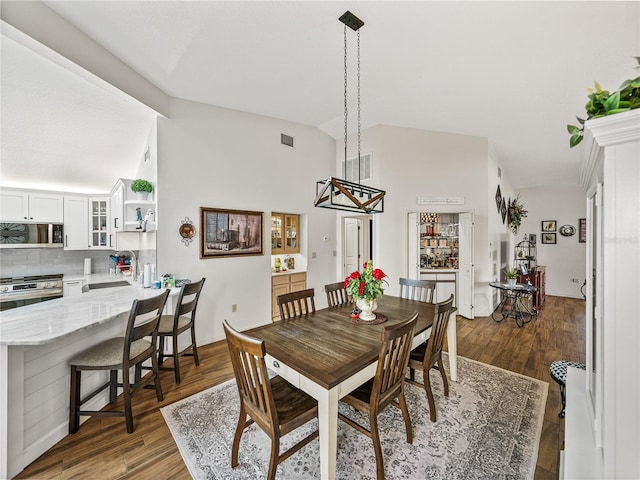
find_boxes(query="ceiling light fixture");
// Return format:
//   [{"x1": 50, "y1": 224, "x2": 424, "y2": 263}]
[{"x1": 314, "y1": 11, "x2": 385, "y2": 214}]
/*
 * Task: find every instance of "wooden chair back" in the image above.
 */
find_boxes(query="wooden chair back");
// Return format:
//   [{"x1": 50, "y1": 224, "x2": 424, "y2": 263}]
[
  {"x1": 277, "y1": 288, "x2": 316, "y2": 320},
  {"x1": 124, "y1": 290, "x2": 170, "y2": 368},
  {"x1": 424, "y1": 294, "x2": 455, "y2": 367},
  {"x1": 399, "y1": 277, "x2": 436, "y2": 303},
  {"x1": 324, "y1": 281, "x2": 350, "y2": 307},
  {"x1": 172, "y1": 278, "x2": 206, "y2": 328}
]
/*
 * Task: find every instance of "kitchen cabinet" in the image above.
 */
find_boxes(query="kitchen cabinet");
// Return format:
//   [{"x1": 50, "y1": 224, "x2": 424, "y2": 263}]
[
  {"x1": 0, "y1": 190, "x2": 63, "y2": 222},
  {"x1": 271, "y1": 272, "x2": 306, "y2": 320},
  {"x1": 420, "y1": 270, "x2": 457, "y2": 304},
  {"x1": 89, "y1": 197, "x2": 110, "y2": 248},
  {"x1": 63, "y1": 279, "x2": 85, "y2": 297},
  {"x1": 110, "y1": 179, "x2": 156, "y2": 241},
  {"x1": 271, "y1": 213, "x2": 299, "y2": 254},
  {"x1": 63, "y1": 196, "x2": 89, "y2": 250},
  {"x1": 110, "y1": 181, "x2": 125, "y2": 240},
  {"x1": 518, "y1": 265, "x2": 546, "y2": 310}
]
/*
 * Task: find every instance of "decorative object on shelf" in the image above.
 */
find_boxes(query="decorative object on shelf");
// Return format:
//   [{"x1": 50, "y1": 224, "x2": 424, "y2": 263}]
[
  {"x1": 179, "y1": 217, "x2": 195, "y2": 246},
  {"x1": 495, "y1": 185, "x2": 502, "y2": 213},
  {"x1": 136, "y1": 208, "x2": 143, "y2": 230},
  {"x1": 143, "y1": 209, "x2": 154, "y2": 232},
  {"x1": 200, "y1": 207, "x2": 263, "y2": 259},
  {"x1": 567, "y1": 57, "x2": 640, "y2": 147},
  {"x1": 130, "y1": 179, "x2": 153, "y2": 200},
  {"x1": 500, "y1": 198, "x2": 507, "y2": 224},
  {"x1": 579, "y1": 218, "x2": 587, "y2": 243},
  {"x1": 559, "y1": 225, "x2": 576, "y2": 237},
  {"x1": 542, "y1": 233, "x2": 557, "y2": 244},
  {"x1": 505, "y1": 268, "x2": 518, "y2": 287},
  {"x1": 541, "y1": 220, "x2": 556, "y2": 232},
  {"x1": 508, "y1": 195, "x2": 527, "y2": 235},
  {"x1": 314, "y1": 11, "x2": 385, "y2": 214},
  {"x1": 421, "y1": 212, "x2": 439, "y2": 224},
  {"x1": 344, "y1": 260, "x2": 387, "y2": 321}
]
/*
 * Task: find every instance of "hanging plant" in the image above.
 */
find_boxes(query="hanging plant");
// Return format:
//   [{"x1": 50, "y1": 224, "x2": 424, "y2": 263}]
[
  {"x1": 567, "y1": 57, "x2": 640, "y2": 147},
  {"x1": 508, "y1": 195, "x2": 527, "y2": 235}
]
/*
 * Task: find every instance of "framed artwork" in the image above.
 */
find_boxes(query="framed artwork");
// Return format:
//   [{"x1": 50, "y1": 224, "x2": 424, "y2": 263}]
[
  {"x1": 579, "y1": 218, "x2": 587, "y2": 243},
  {"x1": 528, "y1": 233, "x2": 536, "y2": 245},
  {"x1": 542, "y1": 220, "x2": 557, "y2": 232},
  {"x1": 542, "y1": 232, "x2": 557, "y2": 244},
  {"x1": 495, "y1": 185, "x2": 502, "y2": 213},
  {"x1": 200, "y1": 207, "x2": 263, "y2": 259},
  {"x1": 500, "y1": 198, "x2": 507, "y2": 224}
]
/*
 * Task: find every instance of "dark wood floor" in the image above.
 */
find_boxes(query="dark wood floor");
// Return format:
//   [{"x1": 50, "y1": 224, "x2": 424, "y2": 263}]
[{"x1": 15, "y1": 295, "x2": 585, "y2": 479}]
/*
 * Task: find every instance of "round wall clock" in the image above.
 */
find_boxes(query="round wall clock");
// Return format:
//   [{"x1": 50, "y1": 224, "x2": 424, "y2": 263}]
[{"x1": 559, "y1": 225, "x2": 576, "y2": 237}]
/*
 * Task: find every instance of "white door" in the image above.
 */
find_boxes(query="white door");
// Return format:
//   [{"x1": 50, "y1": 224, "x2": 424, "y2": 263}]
[
  {"x1": 343, "y1": 217, "x2": 365, "y2": 278},
  {"x1": 458, "y1": 212, "x2": 474, "y2": 318},
  {"x1": 407, "y1": 212, "x2": 420, "y2": 279}
]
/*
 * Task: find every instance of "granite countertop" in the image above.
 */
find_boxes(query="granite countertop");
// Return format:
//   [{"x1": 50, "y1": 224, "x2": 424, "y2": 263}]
[{"x1": 0, "y1": 281, "x2": 178, "y2": 346}]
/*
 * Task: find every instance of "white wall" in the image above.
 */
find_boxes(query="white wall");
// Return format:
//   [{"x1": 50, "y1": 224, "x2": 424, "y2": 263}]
[
  {"x1": 157, "y1": 98, "x2": 337, "y2": 344},
  {"x1": 517, "y1": 185, "x2": 586, "y2": 298}
]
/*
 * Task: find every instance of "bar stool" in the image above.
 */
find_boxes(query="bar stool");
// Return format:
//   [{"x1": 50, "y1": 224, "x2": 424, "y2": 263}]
[
  {"x1": 69, "y1": 290, "x2": 169, "y2": 434},
  {"x1": 549, "y1": 360, "x2": 586, "y2": 417}
]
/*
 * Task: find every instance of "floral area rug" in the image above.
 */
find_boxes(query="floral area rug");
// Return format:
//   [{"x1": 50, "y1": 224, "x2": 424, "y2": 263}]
[{"x1": 160, "y1": 354, "x2": 547, "y2": 479}]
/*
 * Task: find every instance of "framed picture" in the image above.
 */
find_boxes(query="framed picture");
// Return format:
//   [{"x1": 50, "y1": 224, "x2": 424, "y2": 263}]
[
  {"x1": 500, "y1": 198, "x2": 507, "y2": 224},
  {"x1": 542, "y1": 220, "x2": 557, "y2": 232},
  {"x1": 528, "y1": 233, "x2": 536, "y2": 245},
  {"x1": 200, "y1": 207, "x2": 263, "y2": 259},
  {"x1": 579, "y1": 218, "x2": 587, "y2": 243},
  {"x1": 542, "y1": 232, "x2": 557, "y2": 244},
  {"x1": 495, "y1": 185, "x2": 502, "y2": 213}
]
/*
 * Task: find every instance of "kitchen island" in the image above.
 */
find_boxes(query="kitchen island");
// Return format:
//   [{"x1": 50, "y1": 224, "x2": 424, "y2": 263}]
[{"x1": 0, "y1": 280, "x2": 178, "y2": 479}]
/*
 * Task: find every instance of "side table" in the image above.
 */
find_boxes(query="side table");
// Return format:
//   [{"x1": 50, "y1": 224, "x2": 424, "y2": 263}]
[{"x1": 489, "y1": 281, "x2": 537, "y2": 327}]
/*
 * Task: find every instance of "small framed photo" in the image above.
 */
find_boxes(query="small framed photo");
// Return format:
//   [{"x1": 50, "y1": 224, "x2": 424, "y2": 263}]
[
  {"x1": 542, "y1": 220, "x2": 557, "y2": 232},
  {"x1": 579, "y1": 218, "x2": 587, "y2": 243},
  {"x1": 200, "y1": 207, "x2": 263, "y2": 259},
  {"x1": 542, "y1": 233, "x2": 557, "y2": 244}
]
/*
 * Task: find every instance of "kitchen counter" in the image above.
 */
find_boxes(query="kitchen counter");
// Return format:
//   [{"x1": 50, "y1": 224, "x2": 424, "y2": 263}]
[
  {"x1": 420, "y1": 268, "x2": 458, "y2": 273},
  {"x1": 271, "y1": 268, "x2": 307, "y2": 276}
]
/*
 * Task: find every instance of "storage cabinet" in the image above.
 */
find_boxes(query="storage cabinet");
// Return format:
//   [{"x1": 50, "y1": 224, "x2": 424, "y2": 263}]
[
  {"x1": 271, "y1": 213, "x2": 299, "y2": 254},
  {"x1": 419, "y1": 213, "x2": 459, "y2": 269},
  {"x1": 517, "y1": 265, "x2": 545, "y2": 310},
  {"x1": 420, "y1": 270, "x2": 457, "y2": 303},
  {"x1": 271, "y1": 272, "x2": 307, "y2": 320},
  {"x1": 0, "y1": 190, "x2": 63, "y2": 222},
  {"x1": 89, "y1": 197, "x2": 109, "y2": 248},
  {"x1": 63, "y1": 196, "x2": 89, "y2": 250},
  {"x1": 110, "y1": 181, "x2": 124, "y2": 238}
]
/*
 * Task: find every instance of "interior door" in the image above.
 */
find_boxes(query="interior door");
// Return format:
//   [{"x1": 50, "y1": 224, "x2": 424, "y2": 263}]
[
  {"x1": 343, "y1": 217, "x2": 362, "y2": 278},
  {"x1": 458, "y1": 212, "x2": 474, "y2": 319},
  {"x1": 407, "y1": 212, "x2": 419, "y2": 279}
]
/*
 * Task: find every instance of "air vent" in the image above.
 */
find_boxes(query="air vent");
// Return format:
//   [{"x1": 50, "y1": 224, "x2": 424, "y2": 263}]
[
  {"x1": 341, "y1": 153, "x2": 372, "y2": 182},
  {"x1": 281, "y1": 134, "x2": 294, "y2": 147}
]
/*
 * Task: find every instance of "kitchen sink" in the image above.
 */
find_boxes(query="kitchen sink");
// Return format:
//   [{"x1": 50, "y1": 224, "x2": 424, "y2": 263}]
[{"x1": 87, "y1": 281, "x2": 131, "y2": 290}]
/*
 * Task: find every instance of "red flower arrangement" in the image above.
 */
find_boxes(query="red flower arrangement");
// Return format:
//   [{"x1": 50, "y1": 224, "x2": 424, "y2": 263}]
[{"x1": 344, "y1": 261, "x2": 387, "y2": 301}]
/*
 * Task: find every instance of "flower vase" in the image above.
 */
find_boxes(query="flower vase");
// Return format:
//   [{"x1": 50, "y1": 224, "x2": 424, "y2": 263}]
[{"x1": 356, "y1": 298, "x2": 378, "y2": 321}]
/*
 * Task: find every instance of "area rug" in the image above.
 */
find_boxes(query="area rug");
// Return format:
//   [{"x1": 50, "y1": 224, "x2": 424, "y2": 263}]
[{"x1": 161, "y1": 355, "x2": 547, "y2": 479}]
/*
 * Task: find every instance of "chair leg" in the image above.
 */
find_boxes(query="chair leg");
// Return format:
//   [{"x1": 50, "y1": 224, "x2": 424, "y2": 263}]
[
  {"x1": 437, "y1": 358, "x2": 449, "y2": 397},
  {"x1": 122, "y1": 368, "x2": 134, "y2": 434},
  {"x1": 369, "y1": 413, "x2": 385, "y2": 480},
  {"x1": 409, "y1": 366, "x2": 415, "y2": 381},
  {"x1": 151, "y1": 351, "x2": 164, "y2": 402},
  {"x1": 109, "y1": 370, "x2": 118, "y2": 402},
  {"x1": 397, "y1": 392, "x2": 413, "y2": 444},
  {"x1": 69, "y1": 367, "x2": 80, "y2": 434},
  {"x1": 267, "y1": 437, "x2": 280, "y2": 480},
  {"x1": 231, "y1": 405, "x2": 246, "y2": 467},
  {"x1": 191, "y1": 326, "x2": 200, "y2": 366},
  {"x1": 173, "y1": 334, "x2": 181, "y2": 384},
  {"x1": 424, "y1": 367, "x2": 437, "y2": 422},
  {"x1": 158, "y1": 335, "x2": 165, "y2": 366}
]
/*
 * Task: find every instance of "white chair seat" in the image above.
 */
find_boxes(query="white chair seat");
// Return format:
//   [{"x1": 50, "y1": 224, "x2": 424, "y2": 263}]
[
  {"x1": 158, "y1": 314, "x2": 191, "y2": 333},
  {"x1": 70, "y1": 338, "x2": 152, "y2": 368}
]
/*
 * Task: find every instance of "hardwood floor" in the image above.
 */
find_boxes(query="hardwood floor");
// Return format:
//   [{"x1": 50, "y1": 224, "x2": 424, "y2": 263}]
[{"x1": 15, "y1": 295, "x2": 585, "y2": 479}]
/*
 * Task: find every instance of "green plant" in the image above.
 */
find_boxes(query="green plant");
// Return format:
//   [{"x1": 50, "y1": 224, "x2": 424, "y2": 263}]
[
  {"x1": 505, "y1": 268, "x2": 518, "y2": 279},
  {"x1": 344, "y1": 260, "x2": 387, "y2": 300},
  {"x1": 130, "y1": 179, "x2": 153, "y2": 193},
  {"x1": 568, "y1": 57, "x2": 640, "y2": 147},
  {"x1": 508, "y1": 195, "x2": 527, "y2": 235}
]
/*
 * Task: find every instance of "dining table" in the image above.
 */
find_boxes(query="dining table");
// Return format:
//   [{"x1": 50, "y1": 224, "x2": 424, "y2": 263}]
[{"x1": 247, "y1": 294, "x2": 458, "y2": 480}]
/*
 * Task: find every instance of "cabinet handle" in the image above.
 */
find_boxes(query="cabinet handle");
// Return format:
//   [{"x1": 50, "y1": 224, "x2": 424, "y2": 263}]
[
  {"x1": 272, "y1": 360, "x2": 280, "y2": 368},
  {"x1": 114, "y1": 217, "x2": 119, "y2": 229}
]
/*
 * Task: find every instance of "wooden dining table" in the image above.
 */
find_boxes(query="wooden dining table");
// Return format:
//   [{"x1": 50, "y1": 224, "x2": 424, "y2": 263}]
[{"x1": 247, "y1": 294, "x2": 458, "y2": 480}]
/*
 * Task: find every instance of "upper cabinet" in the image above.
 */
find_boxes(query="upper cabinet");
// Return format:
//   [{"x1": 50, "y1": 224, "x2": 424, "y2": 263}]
[
  {"x1": 110, "y1": 179, "x2": 156, "y2": 238},
  {"x1": 271, "y1": 212, "x2": 299, "y2": 254},
  {"x1": 63, "y1": 196, "x2": 89, "y2": 250},
  {"x1": 0, "y1": 190, "x2": 63, "y2": 223},
  {"x1": 89, "y1": 197, "x2": 110, "y2": 248}
]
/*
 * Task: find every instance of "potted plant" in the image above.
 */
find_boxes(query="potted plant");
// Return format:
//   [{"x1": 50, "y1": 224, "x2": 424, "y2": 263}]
[
  {"x1": 130, "y1": 179, "x2": 153, "y2": 200},
  {"x1": 505, "y1": 268, "x2": 518, "y2": 287},
  {"x1": 567, "y1": 57, "x2": 640, "y2": 147}
]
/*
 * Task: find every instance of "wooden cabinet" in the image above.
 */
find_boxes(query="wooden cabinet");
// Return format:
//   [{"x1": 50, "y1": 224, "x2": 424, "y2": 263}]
[
  {"x1": 63, "y1": 196, "x2": 89, "y2": 250},
  {"x1": 271, "y1": 272, "x2": 306, "y2": 320},
  {"x1": 0, "y1": 190, "x2": 63, "y2": 222},
  {"x1": 517, "y1": 265, "x2": 545, "y2": 310},
  {"x1": 271, "y1": 213, "x2": 299, "y2": 254}
]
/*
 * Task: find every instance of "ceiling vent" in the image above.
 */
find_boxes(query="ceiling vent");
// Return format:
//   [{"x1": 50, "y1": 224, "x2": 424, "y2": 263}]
[
  {"x1": 281, "y1": 133, "x2": 294, "y2": 147},
  {"x1": 341, "y1": 153, "x2": 372, "y2": 182}
]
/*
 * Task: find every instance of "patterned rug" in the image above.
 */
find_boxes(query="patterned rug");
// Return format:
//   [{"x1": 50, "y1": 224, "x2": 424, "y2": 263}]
[{"x1": 161, "y1": 355, "x2": 547, "y2": 479}]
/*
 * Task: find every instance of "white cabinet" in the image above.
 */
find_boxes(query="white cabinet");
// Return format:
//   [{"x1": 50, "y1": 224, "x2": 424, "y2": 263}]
[
  {"x1": 63, "y1": 279, "x2": 84, "y2": 297},
  {"x1": 420, "y1": 270, "x2": 457, "y2": 303},
  {"x1": 110, "y1": 181, "x2": 125, "y2": 240},
  {"x1": 110, "y1": 179, "x2": 156, "y2": 238},
  {"x1": 0, "y1": 190, "x2": 63, "y2": 222},
  {"x1": 89, "y1": 197, "x2": 110, "y2": 248},
  {"x1": 63, "y1": 196, "x2": 89, "y2": 250}
]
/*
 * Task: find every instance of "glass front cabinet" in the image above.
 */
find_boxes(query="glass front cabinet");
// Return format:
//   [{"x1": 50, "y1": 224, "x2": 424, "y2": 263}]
[
  {"x1": 89, "y1": 197, "x2": 109, "y2": 248},
  {"x1": 271, "y1": 212, "x2": 299, "y2": 254}
]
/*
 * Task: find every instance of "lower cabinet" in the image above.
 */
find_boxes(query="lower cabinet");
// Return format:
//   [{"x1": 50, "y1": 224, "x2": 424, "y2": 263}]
[
  {"x1": 517, "y1": 265, "x2": 546, "y2": 310},
  {"x1": 271, "y1": 272, "x2": 307, "y2": 320},
  {"x1": 420, "y1": 270, "x2": 457, "y2": 304}
]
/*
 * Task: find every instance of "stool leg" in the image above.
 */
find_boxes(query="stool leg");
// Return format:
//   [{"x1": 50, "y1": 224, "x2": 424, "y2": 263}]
[
  {"x1": 173, "y1": 333, "x2": 181, "y2": 384},
  {"x1": 69, "y1": 367, "x2": 81, "y2": 434},
  {"x1": 559, "y1": 383, "x2": 566, "y2": 418}
]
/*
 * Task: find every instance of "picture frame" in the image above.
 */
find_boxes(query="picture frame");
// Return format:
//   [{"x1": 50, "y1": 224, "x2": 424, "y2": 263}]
[
  {"x1": 495, "y1": 185, "x2": 502, "y2": 213},
  {"x1": 541, "y1": 220, "x2": 557, "y2": 232},
  {"x1": 579, "y1": 218, "x2": 587, "y2": 243},
  {"x1": 200, "y1": 207, "x2": 263, "y2": 259},
  {"x1": 542, "y1": 232, "x2": 557, "y2": 244}
]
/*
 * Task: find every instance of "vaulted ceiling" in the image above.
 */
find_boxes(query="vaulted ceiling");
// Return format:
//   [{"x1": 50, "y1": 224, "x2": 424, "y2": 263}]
[{"x1": 1, "y1": 1, "x2": 639, "y2": 193}]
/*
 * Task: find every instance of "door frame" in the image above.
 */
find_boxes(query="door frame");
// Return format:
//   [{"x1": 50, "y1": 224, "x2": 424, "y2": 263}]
[{"x1": 341, "y1": 215, "x2": 372, "y2": 279}]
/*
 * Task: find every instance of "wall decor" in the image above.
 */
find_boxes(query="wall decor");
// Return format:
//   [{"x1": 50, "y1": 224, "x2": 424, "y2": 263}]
[
  {"x1": 579, "y1": 218, "x2": 587, "y2": 243},
  {"x1": 559, "y1": 225, "x2": 576, "y2": 237},
  {"x1": 542, "y1": 233, "x2": 557, "y2": 244},
  {"x1": 495, "y1": 185, "x2": 502, "y2": 213},
  {"x1": 200, "y1": 208, "x2": 263, "y2": 259},
  {"x1": 179, "y1": 217, "x2": 196, "y2": 246},
  {"x1": 501, "y1": 197, "x2": 507, "y2": 224},
  {"x1": 541, "y1": 220, "x2": 557, "y2": 232}
]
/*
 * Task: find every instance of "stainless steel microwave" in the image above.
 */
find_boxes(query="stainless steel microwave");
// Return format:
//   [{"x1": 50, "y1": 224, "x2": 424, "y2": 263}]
[{"x1": 0, "y1": 223, "x2": 64, "y2": 248}]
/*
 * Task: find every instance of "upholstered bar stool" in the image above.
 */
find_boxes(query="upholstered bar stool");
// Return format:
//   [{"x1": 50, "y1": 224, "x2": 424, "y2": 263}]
[
  {"x1": 550, "y1": 360, "x2": 586, "y2": 417},
  {"x1": 157, "y1": 278, "x2": 206, "y2": 383},
  {"x1": 69, "y1": 290, "x2": 170, "y2": 434}
]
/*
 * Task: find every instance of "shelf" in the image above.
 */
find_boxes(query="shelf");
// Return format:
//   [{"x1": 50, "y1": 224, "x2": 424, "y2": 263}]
[{"x1": 124, "y1": 200, "x2": 155, "y2": 206}]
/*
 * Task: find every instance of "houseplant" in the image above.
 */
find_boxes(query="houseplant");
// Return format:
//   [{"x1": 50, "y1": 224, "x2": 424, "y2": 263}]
[
  {"x1": 130, "y1": 179, "x2": 153, "y2": 200},
  {"x1": 344, "y1": 261, "x2": 387, "y2": 321},
  {"x1": 508, "y1": 195, "x2": 527, "y2": 235},
  {"x1": 567, "y1": 57, "x2": 640, "y2": 147},
  {"x1": 505, "y1": 268, "x2": 518, "y2": 287}
]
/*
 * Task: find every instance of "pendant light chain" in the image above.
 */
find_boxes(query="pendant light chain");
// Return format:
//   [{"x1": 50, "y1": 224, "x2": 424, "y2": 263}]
[
  {"x1": 343, "y1": 24, "x2": 348, "y2": 180},
  {"x1": 357, "y1": 28, "x2": 361, "y2": 184}
]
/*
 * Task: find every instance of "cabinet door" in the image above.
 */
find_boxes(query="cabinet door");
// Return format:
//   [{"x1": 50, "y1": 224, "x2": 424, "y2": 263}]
[
  {"x1": 63, "y1": 280, "x2": 84, "y2": 297},
  {"x1": 284, "y1": 214, "x2": 299, "y2": 253},
  {"x1": 0, "y1": 191, "x2": 29, "y2": 221},
  {"x1": 272, "y1": 283, "x2": 290, "y2": 319},
  {"x1": 63, "y1": 196, "x2": 89, "y2": 250},
  {"x1": 89, "y1": 198, "x2": 110, "y2": 248},
  {"x1": 29, "y1": 193, "x2": 64, "y2": 222},
  {"x1": 110, "y1": 184, "x2": 124, "y2": 237},
  {"x1": 271, "y1": 213, "x2": 283, "y2": 254}
]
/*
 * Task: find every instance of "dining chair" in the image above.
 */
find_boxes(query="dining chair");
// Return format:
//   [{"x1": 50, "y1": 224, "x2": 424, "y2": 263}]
[
  {"x1": 338, "y1": 312, "x2": 419, "y2": 480},
  {"x1": 277, "y1": 288, "x2": 315, "y2": 320},
  {"x1": 158, "y1": 278, "x2": 206, "y2": 383},
  {"x1": 69, "y1": 290, "x2": 170, "y2": 434},
  {"x1": 406, "y1": 294, "x2": 456, "y2": 422},
  {"x1": 223, "y1": 320, "x2": 319, "y2": 480},
  {"x1": 398, "y1": 277, "x2": 436, "y2": 303},
  {"x1": 324, "y1": 281, "x2": 350, "y2": 307}
]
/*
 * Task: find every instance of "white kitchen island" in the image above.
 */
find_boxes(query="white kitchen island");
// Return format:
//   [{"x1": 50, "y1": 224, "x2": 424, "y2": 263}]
[{"x1": 0, "y1": 281, "x2": 178, "y2": 479}]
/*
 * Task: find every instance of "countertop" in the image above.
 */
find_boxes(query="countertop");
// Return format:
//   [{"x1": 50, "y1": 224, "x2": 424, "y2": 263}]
[
  {"x1": 271, "y1": 268, "x2": 307, "y2": 276},
  {"x1": 0, "y1": 279, "x2": 178, "y2": 346},
  {"x1": 420, "y1": 268, "x2": 458, "y2": 273}
]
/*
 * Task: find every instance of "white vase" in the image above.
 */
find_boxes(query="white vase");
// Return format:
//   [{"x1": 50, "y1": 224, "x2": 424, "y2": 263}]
[
  {"x1": 135, "y1": 191, "x2": 149, "y2": 201},
  {"x1": 356, "y1": 297, "x2": 378, "y2": 321},
  {"x1": 508, "y1": 278, "x2": 517, "y2": 287}
]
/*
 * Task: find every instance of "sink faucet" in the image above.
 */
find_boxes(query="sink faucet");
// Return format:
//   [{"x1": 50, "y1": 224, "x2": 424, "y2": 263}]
[{"x1": 115, "y1": 250, "x2": 138, "y2": 280}]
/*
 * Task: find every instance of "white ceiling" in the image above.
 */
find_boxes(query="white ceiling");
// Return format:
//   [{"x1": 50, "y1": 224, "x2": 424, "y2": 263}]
[{"x1": 2, "y1": 1, "x2": 639, "y2": 193}]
